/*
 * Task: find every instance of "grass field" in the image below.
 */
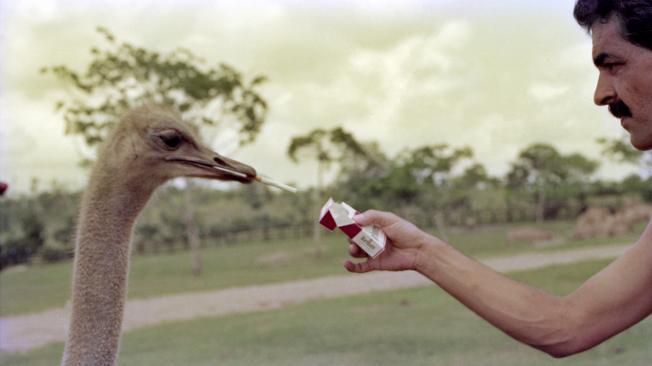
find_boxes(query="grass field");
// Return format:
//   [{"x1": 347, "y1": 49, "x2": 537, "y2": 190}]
[
  {"x1": 2, "y1": 259, "x2": 651, "y2": 366},
  {"x1": 0, "y1": 220, "x2": 641, "y2": 316}
]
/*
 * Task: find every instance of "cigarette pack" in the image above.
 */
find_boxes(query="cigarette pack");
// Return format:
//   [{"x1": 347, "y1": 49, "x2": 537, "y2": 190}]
[{"x1": 318, "y1": 198, "x2": 386, "y2": 258}]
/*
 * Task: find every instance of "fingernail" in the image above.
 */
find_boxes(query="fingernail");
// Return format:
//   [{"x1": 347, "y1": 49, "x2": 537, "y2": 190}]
[{"x1": 353, "y1": 214, "x2": 364, "y2": 222}]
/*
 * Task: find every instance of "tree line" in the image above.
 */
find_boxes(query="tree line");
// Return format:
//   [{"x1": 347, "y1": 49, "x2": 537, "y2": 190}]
[{"x1": 3, "y1": 140, "x2": 652, "y2": 269}]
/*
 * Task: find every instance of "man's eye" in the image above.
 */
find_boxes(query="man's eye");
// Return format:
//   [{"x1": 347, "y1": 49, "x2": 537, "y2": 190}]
[
  {"x1": 159, "y1": 132, "x2": 183, "y2": 149},
  {"x1": 605, "y1": 62, "x2": 625, "y2": 72}
]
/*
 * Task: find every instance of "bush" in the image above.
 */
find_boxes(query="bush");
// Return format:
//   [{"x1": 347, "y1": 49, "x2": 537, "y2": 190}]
[
  {"x1": 0, "y1": 199, "x2": 45, "y2": 269},
  {"x1": 38, "y1": 241, "x2": 74, "y2": 263},
  {"x1": 0, "y1": 191, "x2": 79, "y2": 269}
]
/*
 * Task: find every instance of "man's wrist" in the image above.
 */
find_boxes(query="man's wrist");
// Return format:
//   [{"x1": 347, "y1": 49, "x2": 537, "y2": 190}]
[{"x1": 414, "y1": 234, "x2": 446, "y2": 274}]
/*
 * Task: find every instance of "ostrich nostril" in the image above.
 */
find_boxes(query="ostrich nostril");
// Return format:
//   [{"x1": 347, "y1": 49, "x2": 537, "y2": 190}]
[{"x1": 212, "y1": 155, "x2": 257, "y2": 178}]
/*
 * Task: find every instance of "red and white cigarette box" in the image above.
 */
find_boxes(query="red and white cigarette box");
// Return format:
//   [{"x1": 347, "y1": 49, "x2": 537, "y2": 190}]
[{"x1": 318, "y1": 198, "x2": 386, "y2": 258}]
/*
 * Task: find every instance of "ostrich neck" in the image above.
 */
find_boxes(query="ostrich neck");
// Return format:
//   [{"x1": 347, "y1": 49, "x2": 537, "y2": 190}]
[{"x1": 62, "y1": 168, "x2": 155, "y2": 366}]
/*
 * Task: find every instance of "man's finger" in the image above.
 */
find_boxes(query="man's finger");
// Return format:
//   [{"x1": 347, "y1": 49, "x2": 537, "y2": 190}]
[
  {"x1": 353, "y1": 209, "x2": 399, "y2": 228},
  {"x1": 344, "y1": 259, "x2": 376, "y2": 273}
]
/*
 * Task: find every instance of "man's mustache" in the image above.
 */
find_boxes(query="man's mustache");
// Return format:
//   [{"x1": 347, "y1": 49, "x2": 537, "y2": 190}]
[{"x1": 609, "y1": 100, "x2": 633, "y2": 118}]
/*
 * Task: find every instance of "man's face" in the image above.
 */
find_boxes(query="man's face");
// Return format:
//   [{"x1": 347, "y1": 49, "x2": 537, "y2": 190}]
[{"x1": 592, "y1": 16, "x2": 652, "y2": 150}]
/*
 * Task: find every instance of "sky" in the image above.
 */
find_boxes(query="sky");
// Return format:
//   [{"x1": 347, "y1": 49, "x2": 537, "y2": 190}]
[{"x1": 0, "y1": 0, "x2": 636, "y2": 195}]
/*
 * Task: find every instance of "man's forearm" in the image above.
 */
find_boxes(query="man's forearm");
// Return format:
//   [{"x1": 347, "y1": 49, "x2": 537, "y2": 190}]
[
  {"x1": 415, "y1": 237, "x2": 582, "y2": 357},
  {"x1": 348, "y1": 209, "x2": 651, "y2": 355}
]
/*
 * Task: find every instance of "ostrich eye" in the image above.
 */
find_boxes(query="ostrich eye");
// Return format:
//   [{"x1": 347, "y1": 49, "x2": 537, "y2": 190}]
[{"x1": 158, "y1": 131, "x2": 183, "y2": 150}]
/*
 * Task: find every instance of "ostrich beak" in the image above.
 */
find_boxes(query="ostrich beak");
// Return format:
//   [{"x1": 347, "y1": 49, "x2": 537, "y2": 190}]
[{"x1": 165, "y1": 150, "x2": 257, "y2": 183}]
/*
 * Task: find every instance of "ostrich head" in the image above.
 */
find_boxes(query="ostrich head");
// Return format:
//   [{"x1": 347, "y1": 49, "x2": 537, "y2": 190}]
[{"x1": 94, "y1": 105, "x2": 256, "y2": 191}]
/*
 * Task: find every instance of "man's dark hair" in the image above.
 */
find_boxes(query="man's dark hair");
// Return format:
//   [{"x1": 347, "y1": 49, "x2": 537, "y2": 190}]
[{"x1": 574, "y1": 0, "x2": 652, "y2": 50}]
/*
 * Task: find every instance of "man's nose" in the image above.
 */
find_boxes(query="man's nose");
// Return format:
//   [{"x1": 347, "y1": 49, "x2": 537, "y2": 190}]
[{"x1": 593, "y1": 72, "x2": 616, "y2": 106}]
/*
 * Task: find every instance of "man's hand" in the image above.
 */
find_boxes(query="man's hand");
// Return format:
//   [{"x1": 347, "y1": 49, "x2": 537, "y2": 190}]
[{"x1": 344, "y1": 209, "x2": 441, "y2": 273}]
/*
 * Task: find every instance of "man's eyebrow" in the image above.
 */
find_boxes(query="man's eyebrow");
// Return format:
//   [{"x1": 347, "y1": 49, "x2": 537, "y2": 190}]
[{"x1": 593, "y1": 52, "x2": 611, "y2": 67}]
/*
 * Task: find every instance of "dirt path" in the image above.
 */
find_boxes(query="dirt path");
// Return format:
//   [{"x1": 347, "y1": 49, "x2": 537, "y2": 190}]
[{"x1": 0, "y1": 244, "x2": 631, "y2": 354}]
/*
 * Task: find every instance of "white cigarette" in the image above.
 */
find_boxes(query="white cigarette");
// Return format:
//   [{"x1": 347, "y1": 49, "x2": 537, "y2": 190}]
[
  {"x1": 256, "y1": 176, "x2": 297, "y2": 193},
  {"x1": 212, "y1": 165, "x2": 249, "y2": 178}
]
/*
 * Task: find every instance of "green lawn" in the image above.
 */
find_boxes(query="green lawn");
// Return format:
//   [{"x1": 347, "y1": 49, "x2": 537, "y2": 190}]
[
  {"x1": 3, "y1": 259, "x2": 651, "y2": 366},
  {"x1": 1, "y1": 220, "x2": 641, "y2": 316}
]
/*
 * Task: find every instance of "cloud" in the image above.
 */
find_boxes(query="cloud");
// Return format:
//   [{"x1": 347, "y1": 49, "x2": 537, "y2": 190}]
[
  {"x1": 528, "y1": 83, "x2": 570, "y2": 102},
  {"x1": 0, "y1": 90, "x2": 87, "y2": 192},
  {"x1": 321, "y1": 20, "x2": 473, "y2": 148}
]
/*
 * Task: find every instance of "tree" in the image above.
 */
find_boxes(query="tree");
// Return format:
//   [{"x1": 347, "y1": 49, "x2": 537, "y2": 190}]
[
  {"x1": 361, "y1": 144, "x2": 473, "y2": 208},
  {"x1": 287, "y1": 127, "x2": 368, "y2": 252},
  {"x1": 447, "y1": 162, "x2": 502, "y2": 223},
  {"x1": 41, "y1": 27, "x2": 268, "y2": 275},
  {"x1": 453, "y1": 163, "x2": 500, "y2": 190},
  {"x1": 333, "y1": 141, "x2": 393, "y2": 206},
  {"x1": 339, "y1": 143, "x2": 475, "y2": 236},
  {"x1": 597, "y1": 136, "x2": 652, "y2": 176},
  {"x1": 597, "y1": 136, "x2": 642, "y2": 164},
  {"x1": 507, "y1": 144, "x2": 598, "y2": 222},
  {"x1": 288, "y1": 127, "x2": 368, "y2": 189},
  {"x1": 399, "y1": 144, "x2": 474, "y2": 187},
  {"x1": 397, "y1": 144, "x2": 475, "y2": 236}
]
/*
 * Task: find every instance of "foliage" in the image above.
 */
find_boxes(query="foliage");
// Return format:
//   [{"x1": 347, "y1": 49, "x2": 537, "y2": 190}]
[
  {"x1": 41, "y1": 27, "x2": 268, "y2": 158},
  {"x1": 287, "y1": 126, "x2": 370, "y2": 196},
  {"x1": 506, "y1": 143, "x2": 599, "y2": 220},
  {"x1": 0, "y1": 191, "x2": 79, "y2": 269},
  {"x1": 134, "y1": 185, "x2": 315, "y2": 253},
  {"x1": 506, "y1": 144, "x2": 597, "y2": 188},
  {"x1": 597, "y1": 136, "x2": 652, "y2": 177},
  {"x1": 597, "y1": 136, "x2": 643, "y2": 164},
  {"x1": 337, "y1": 143, "x2": 477, "y2": 215},
  {"x1": 288, "y1": 127, "x2": 367, "y2": 164},
  {"x1": 605, "y1": 174, "x2": 652, "y2": 203},
  {"x1": 0, "y1": 198, "x2": 44, "y2": 268}
]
